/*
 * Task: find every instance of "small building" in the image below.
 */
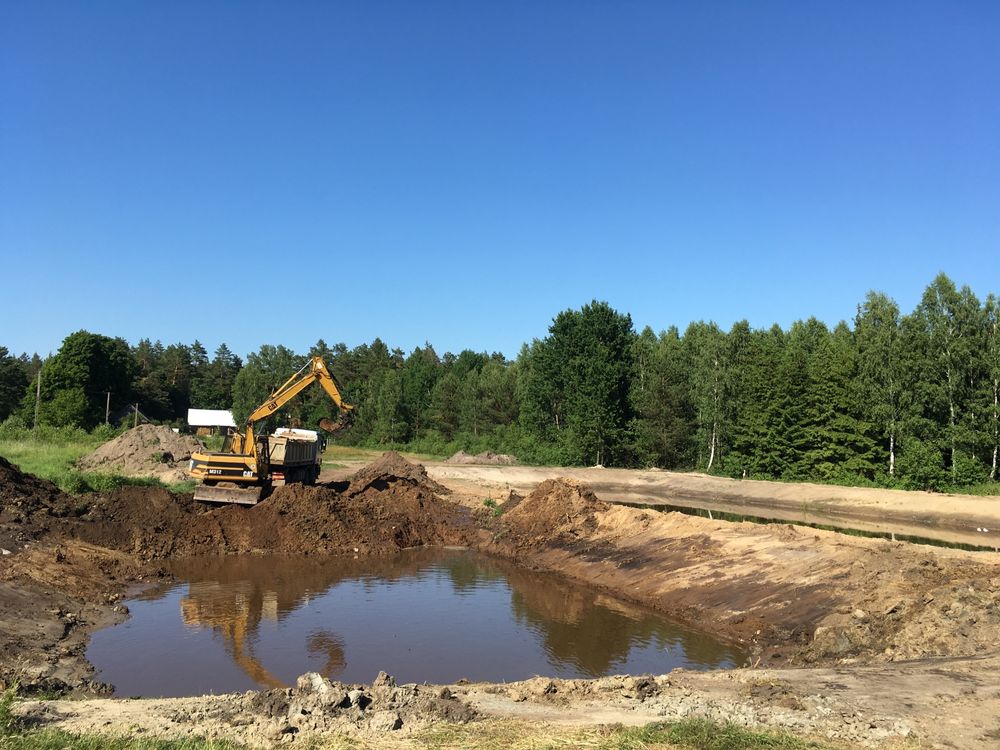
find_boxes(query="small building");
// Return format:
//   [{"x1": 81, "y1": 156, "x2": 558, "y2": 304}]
[{"x1": 187, "y1": 409, "x2": 237, "y2": 436}]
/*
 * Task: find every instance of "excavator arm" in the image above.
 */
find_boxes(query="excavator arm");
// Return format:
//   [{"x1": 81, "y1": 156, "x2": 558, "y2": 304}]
[
  {"x1": 240, "y1": 357, "x2": 352, "y2": 453},
  {"x1": 246, "y1": 357, "x2": 352, "y2": 423},
  {"x1": 190, "y1": 356, "x2": 353, "y2": 504},
  {"x1": 235, "y1": 356, "x2": 354, "y2": 458}
]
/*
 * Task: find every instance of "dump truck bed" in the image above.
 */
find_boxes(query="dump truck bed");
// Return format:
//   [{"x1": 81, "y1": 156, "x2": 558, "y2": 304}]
[{"x1": 267, "y1": 433, "x2": 319, "y2": 467}]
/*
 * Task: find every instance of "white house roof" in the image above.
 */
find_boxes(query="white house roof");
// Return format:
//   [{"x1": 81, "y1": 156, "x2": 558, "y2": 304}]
[{"x1": 187, "y1": 409, "x2": 237, "y2": 428}]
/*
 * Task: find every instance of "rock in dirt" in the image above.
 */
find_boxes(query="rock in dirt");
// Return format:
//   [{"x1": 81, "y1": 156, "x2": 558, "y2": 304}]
[
  {"x1": 227, "y1": 672, "x2": 475, "y2": 735},
  {"x1": 446, "y1": 450, "x2": 517, "y2": 465},
  {"x1": 77, "y1": 424, "x2": 203, "y2": 483}
]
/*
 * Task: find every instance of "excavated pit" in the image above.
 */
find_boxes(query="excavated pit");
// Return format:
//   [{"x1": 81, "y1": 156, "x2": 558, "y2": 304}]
[{"x1": 4, "y1": 450, "x2": 1000, "y2": 746}]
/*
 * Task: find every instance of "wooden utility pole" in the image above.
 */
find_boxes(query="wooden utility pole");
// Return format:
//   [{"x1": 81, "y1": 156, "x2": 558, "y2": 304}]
[{"x1": 105, "y1": 391, "x2": 111, "y2": 424}]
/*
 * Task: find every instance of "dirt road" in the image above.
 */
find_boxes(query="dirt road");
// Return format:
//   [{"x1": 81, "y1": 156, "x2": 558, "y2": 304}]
[{"x1": 418, "y1": 462, "x2": 1000, "y2": 548}]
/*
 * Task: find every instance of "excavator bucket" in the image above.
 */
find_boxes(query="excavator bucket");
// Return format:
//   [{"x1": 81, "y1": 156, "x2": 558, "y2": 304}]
[
  {"x1": 193, "y1": 483, "x2": 264, "y2": 506},
  {"x1": 319, "y1": 411, "x2": 354, "y2": 433}
]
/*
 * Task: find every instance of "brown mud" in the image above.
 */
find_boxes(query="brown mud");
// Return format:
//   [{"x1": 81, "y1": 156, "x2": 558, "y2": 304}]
[{"x1": 3, "y1": 451, "x2": 1000, "y2": 746}]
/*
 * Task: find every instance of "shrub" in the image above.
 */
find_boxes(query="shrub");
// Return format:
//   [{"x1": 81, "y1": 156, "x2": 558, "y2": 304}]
[
  {"x1": 898, "y1": 439, "x2": 947, "y2": 491},
  {"x1": 0, "y1": 415, "x2": 30, "y2": 441},
  {"x1": 90, "y1": 423, "x2": 122, "y2": 442}
]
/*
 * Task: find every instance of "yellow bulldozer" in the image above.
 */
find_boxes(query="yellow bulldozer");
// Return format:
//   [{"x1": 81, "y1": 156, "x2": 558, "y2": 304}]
[{"x1": 188, "y1": 356, "x2": 353, "y2": 505}]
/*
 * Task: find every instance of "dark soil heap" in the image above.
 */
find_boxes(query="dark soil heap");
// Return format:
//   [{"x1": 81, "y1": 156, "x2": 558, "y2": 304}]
[
  {"x1": 0, "y1": 456, "x2": 73, "y2": 518},
  {"x1": 56, "y1": 452, "x2": 473, "y2": 559},
  {"x1": 347, "y1": 450, "x2": 449, "y2": 495}
]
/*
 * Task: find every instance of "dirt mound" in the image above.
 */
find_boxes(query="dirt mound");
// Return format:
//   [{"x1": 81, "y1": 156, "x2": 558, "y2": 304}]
[
  {"x1": 211, "y1": 670, "x2": 476, "y2": 738},
  {"x1": 53, "y1": 454, "x2": 474, "y2": 559},
  {"x1": 348, "y1": 451, "x2": 449, "y2": 495},
  {"x1": 0, "y1": 457, "x2": 81, "y2": 553},
  {"x1": 77, "y1": 424, "x2": 202, "y2": 483},
  {"x1": 67, "y1": 487, "x2": 209, "y2": 560},
  {"x1": 446, "y1": 450, "x2": 517, "y2": 465},
  {"x1": 200, "y1": 480, "x2": 473, "y2": 556},
  {"x1": 503, "y1": 478, "x2": 606, "y2": 544},
  {"x1": 0, "y1": 456, "x2": 73, "y2": 519}
]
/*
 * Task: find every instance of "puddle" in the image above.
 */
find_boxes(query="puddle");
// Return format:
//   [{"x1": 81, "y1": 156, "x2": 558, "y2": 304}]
[{"x1": 87, "y1": 548, "x2": 744, "y2": 697}]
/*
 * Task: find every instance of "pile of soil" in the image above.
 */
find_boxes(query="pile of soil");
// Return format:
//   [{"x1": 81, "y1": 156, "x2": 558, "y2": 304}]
[
  {"x1": 215, "y1": 670, "x2": 475, "y2": 739},
  {"x1": 0, "y1": 456, "x2": 74, "y2": 520},
  {"x1": 348, "y1": 451, "x2": 449, "y2": 495},
  {"x1": 57, "y1": 452, "x2": 474, "y2": 559},
  {"x1": 18, "y1": 670, "x2": 476, "y2": 743},
  {"x1": 77, "y1": 424, "x2": 202, "y2": 483},
  {"x1": 0, "y1": 456, "x2": 82, "y2": 553},
  {"x1": 446, "y1": 450, "x2": 517, "y2": 465},
  {"x1": 502, "y1": 478, "x2": 606, "y2": 544}
]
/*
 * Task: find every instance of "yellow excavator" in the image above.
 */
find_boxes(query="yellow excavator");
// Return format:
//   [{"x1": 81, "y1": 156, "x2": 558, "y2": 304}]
[{"x1": 189, "y1": 356, "x2": 353, "y2": 505}]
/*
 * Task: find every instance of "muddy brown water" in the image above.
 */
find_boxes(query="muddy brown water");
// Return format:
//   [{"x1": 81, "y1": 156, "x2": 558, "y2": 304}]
[{"x1": 87, "y1": 548, "x2": 745, "y2": 697}]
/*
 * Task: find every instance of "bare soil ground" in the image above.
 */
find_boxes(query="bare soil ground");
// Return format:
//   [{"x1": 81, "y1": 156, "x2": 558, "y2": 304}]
[
  {"x1": 3, "y1": 451, "x2": 1000, "y2": 747},
  {"x1": 422, "y1": 462, "x2": 1000, "y2": 548},
  {"x1": 77, "y1": 424, "x2": 203, "y2": 483},
  {"x1": 445, "y1": 450, "x2": 517, "y2": 465}
]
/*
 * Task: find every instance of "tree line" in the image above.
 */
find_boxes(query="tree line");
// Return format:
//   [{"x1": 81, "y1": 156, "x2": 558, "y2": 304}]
[{"x1": 1, "y1": 272, "x2": 997, "y2": 491}]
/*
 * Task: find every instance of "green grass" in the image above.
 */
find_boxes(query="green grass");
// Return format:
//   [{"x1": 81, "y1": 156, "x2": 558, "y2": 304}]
[
  {"x1": 0, "y1": 685, "x2": 245, "y2": 750},
  {"x1": 599, "y1": 719, "x2": 828, "y2": 750},
  {"x1": 413, "y1": 718, "x2": 837, "y2": 750},
  {"x1": 0, "y1": 686, "x2": 16, "y2": 736},
  {"x1": 0, "y1": 730, "x2": 244, "y2": 750},
  {"x1": 0, "y1": 433, "x2": 195, "y2": 495},
  {"x1": 198, "y1": 434, "x2": 226, "y2": 452},
  {"x1": 0, "y1": 436, "x2": 101, "y2": 479}
]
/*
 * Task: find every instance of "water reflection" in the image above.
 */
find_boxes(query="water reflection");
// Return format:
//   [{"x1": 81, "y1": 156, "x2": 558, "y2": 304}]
[{"x1": 92, "y1": 549, "x2": 744, "y2": 696}]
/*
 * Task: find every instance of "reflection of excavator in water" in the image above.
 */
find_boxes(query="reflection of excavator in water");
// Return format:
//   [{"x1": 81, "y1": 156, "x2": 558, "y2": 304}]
[
  {"x1": 179, "y1": 580, "x2": 345, "y2": 689},
  {"x1": 189, "y1": 356, "x2": 353, "y2": 505}
]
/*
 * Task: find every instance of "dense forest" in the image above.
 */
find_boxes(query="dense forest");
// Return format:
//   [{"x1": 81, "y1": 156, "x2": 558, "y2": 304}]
[{"x1": 1, "y1": 273, "x2": 998, "y2": 492}]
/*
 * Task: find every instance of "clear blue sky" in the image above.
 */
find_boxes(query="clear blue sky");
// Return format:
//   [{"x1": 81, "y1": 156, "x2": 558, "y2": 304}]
[{"x1": 2, "y1": 1, "x2": 998, "y2": 361}]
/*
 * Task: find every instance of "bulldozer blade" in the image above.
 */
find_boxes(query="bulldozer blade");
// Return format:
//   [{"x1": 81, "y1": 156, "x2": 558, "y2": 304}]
[{"x1": 193, "y1": 483, "x2": 264, "y2": 506}]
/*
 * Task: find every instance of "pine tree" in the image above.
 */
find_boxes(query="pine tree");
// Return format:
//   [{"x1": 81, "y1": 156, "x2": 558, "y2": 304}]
[
  {"x1": 724, "y1": 323, "x2": 786, "y2": 478},
  {"x1": 0, "y1": 347, "x2": 28, "y2": 422},
  {"x1": 632, "y1": 326, "x2": 693, "y2": 468}
]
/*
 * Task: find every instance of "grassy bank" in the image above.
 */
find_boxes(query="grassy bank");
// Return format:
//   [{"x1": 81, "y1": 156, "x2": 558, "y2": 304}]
[
  {"x1": 1, "y1": 716, "x2": 837, "y2": 750},
  {"x1": 0, "y1": 423, "x2": 194, "y2": 494}
]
